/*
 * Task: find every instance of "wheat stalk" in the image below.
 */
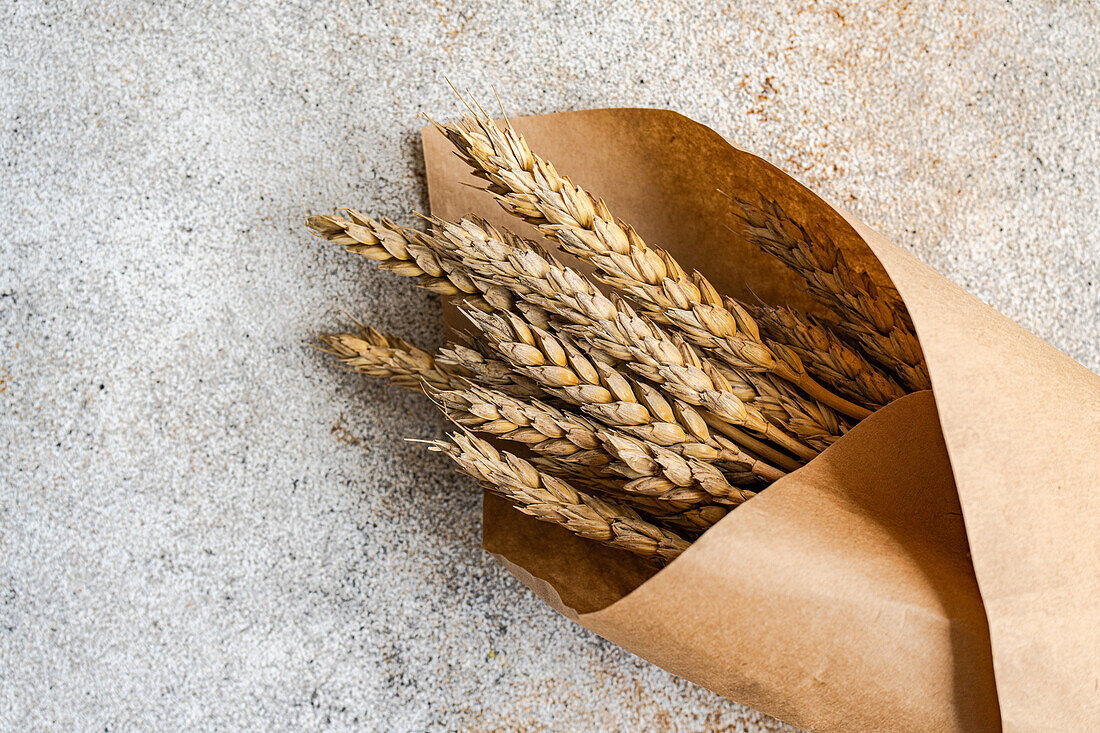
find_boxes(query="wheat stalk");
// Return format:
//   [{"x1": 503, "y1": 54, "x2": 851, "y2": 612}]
[
  {"x1": 730, "y1": 196, "x2": 930, "y2": 391},
  {"x1": 753, "y1": 305, "x2": 906, "y2": 408},
  {"x1": 431, "y1": 103, "x2": 873, "y2": 421},
  {"x1": 427, "y1": 431, "x2": 692, "y2": 564}
]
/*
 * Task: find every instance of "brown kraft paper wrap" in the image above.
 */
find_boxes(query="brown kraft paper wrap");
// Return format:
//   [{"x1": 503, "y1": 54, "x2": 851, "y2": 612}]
[{"x1": 421, "y1": 108, "x2": 1100, "y2": 732}]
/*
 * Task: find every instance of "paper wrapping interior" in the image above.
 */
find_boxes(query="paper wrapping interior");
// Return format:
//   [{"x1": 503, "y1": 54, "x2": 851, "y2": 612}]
[{"x1": 422, "y1": 109, "x2": 1100, "y2": 732}]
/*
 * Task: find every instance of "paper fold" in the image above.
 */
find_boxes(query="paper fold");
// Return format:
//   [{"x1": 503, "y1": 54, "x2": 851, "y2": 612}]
[{"x1": 423, "y1": 108, "x2": 1100, "y2": 732}]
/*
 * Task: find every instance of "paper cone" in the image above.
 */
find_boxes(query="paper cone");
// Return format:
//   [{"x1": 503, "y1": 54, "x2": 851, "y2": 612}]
[{"x1": 422, "y1": 108, "x2": 1100, "y2": 732}]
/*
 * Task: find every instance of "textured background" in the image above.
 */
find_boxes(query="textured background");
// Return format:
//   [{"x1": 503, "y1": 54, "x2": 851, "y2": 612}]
[{"x1": 2, "y1": 1, "x2": 1098, "y2": 730}]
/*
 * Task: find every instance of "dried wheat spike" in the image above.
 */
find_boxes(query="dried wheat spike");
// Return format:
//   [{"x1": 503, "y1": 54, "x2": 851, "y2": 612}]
[
  {"x1": 428, "y1": 432, "x2": 692, "y2": 565},
  {"x1": 433, "y1": 105, "x2": 872, "y2": 421},
  {"x1": 435, "y1": 343, "x2": 543, "y2": 399},
  {"x1": 317, "y1": 326, "x2": 459, "y2": 392},
  {"x1": 731, "y1": 197, "x2": 930, "y2": 391},
  {"x1": 437, "y1": 385, "x2": 614, "y2": 465},
  {"x1": 310, "y1": 209, "x2": 835, "y2": 458},
  {"x1": 435, "y1": 385, "x2": 616, "y2": 466},
  {"x1": 436, "y1": 384, "x2": 755, "y2": 506},
  {"x1": 457, "y1": 302, "x2": 787, "y2": 484},
  {"x1": 742, "y1": 372, "x2": 847, "y2": 453},
  {"x1": 306, "y1": 210, "x2": 506, "y2": 313},
  {"x1": 753, "y1": 305, "x2": 906, "y2": 408},
  {"x1": 416, "y1": 215, "x2": 825, "y2": 462},
  {"x1": 658, "y1": 505, "x2": 729, "y2": 536},
  {"x1": 529, "y1": 457, "x2": 718, "y2": 514},
  {"x1": 319, "y1": 319, "x2": 547, "y2": 400}
]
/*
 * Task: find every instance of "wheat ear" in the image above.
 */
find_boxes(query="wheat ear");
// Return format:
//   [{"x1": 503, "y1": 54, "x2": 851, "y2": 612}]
[
  {"x1": 319, "y1": 321, "x2": 548, "y2": 399},
  {"x1": 434, "y1": 342, "x2": 544, "y2": 398},
  {"x1": 432, "y1": 106, "x2": 871, "y2": 421},
  {"x1": 528, "y1": 457, "x2": 721, "y2": 514},
  {"x1": 317, "y1": 326, "x2": 459, "y2": 392},
  {"x1": 427, "y1": 432, "x2": 691, "y2": 565},
  {"x1": 658, "y1": 505, "x2": 729, "y2": 536},
  {"x1": 731, "y1": 196, "x2": 930, "y2": 391},
  {"x1": 437, "y1": 384, "x2": 756, "y2": 506},
  {"x1": 739, "y1": 372, "x2": 847, "y2": 453},
  {"x1": 457, "y1": 302, "x2": 788, "y2": 483},
  {"x1": 753, "y1": 305, "x2": 906, "y2": 408},
  {"x1": 310, "y1": 206, "x2": 849, "y2": 454},
  {"x1": 413, "y1": 214, "x2": 826, "y2": 461},
  {"x1": 307, "y1": 210, "x2": 511, "y2": 314}
]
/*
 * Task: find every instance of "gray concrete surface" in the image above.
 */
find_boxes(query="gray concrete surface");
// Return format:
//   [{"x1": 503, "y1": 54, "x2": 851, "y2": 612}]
[{"x1": 2, "y1": 1, "x2": 1098, "y2": 730}]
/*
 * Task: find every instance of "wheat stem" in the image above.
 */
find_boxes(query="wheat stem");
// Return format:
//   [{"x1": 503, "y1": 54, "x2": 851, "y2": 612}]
[
  {"x1": 657, "y1": 505, "x2": 729, "y2": 536},
  {"x1": 697, "y1": 412, "x2": 801, "y2": 471}
]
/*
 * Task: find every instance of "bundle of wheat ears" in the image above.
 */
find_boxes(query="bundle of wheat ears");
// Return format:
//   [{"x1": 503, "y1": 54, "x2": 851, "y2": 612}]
[{"x1": 308, "y1": 95, "x2": 927, "y2": 567}]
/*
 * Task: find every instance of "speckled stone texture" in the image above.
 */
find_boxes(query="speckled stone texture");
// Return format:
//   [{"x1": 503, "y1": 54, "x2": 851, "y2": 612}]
[{"x1": 2, "y1": 1, "x2": 1097, "y2": 730}]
